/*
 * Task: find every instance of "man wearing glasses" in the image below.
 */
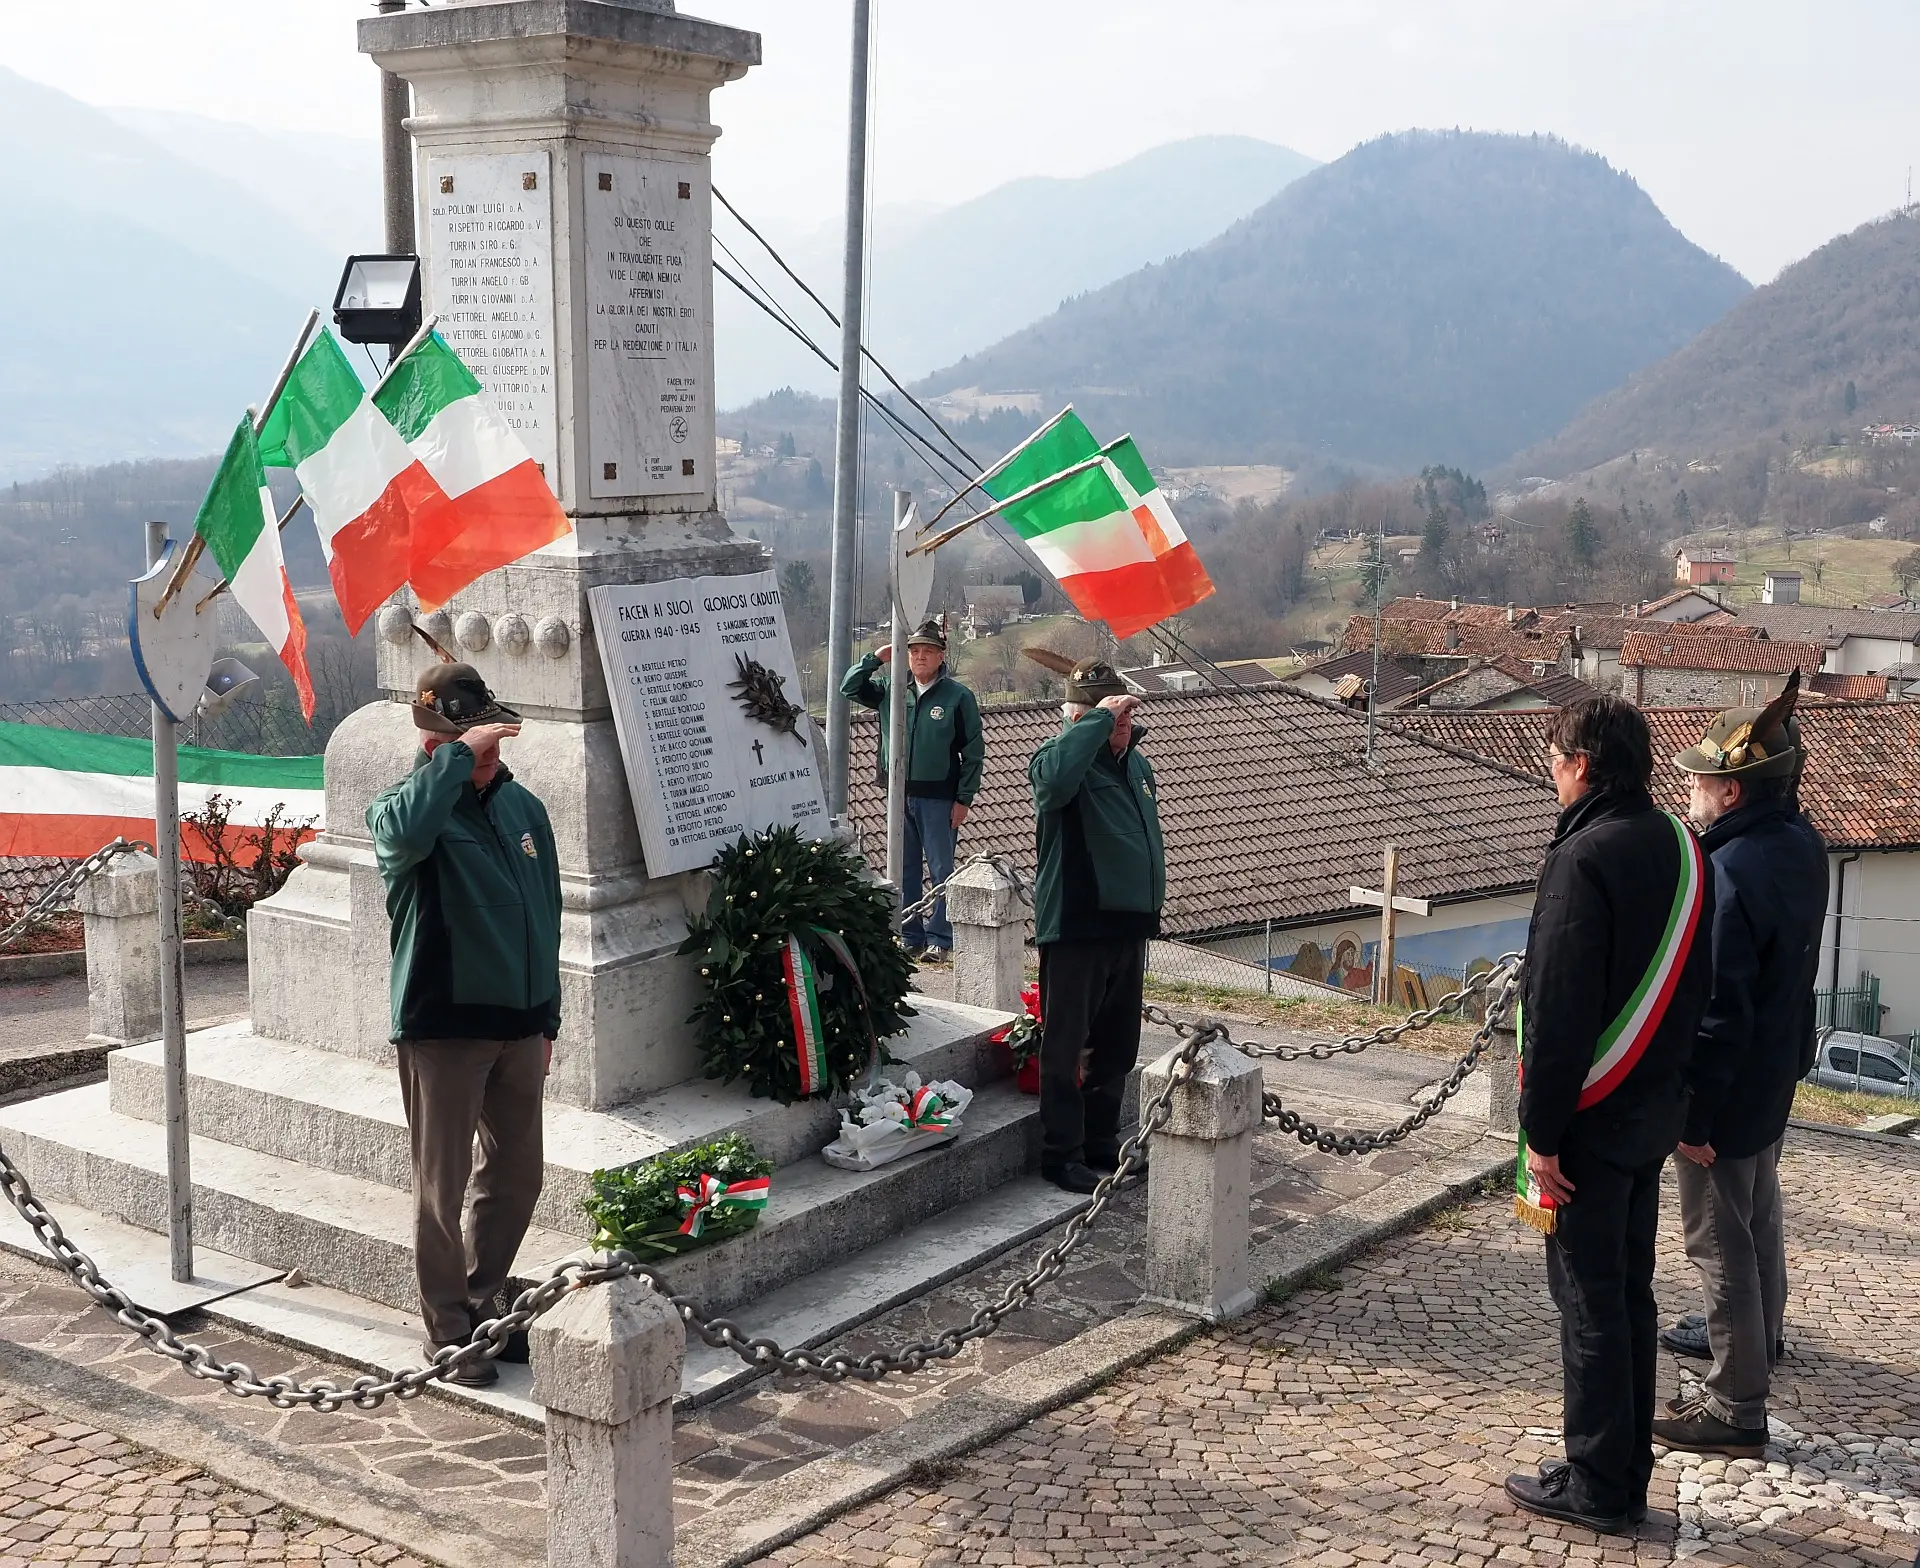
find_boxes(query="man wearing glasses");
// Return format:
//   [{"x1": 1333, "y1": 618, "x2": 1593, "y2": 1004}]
[{"x1": 1504, "y1": 696, "x2": 1715, "y2": 1535}]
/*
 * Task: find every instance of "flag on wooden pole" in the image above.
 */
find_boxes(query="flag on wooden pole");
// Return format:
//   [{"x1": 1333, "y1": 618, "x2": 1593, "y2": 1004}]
[
  {"x1": 373, "y1": 332, "x2": 571, "y2": 610},
  {"x1": 194, "y1": 416, "x2": 315, "y2": 720},
  {"x1": 256, "y1": 329, "x2": 452, "y2": 634}
]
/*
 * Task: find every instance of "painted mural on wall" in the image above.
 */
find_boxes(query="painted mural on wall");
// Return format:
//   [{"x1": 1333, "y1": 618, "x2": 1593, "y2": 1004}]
[{"x1": 1285, "y1": 917, "x2": 1529, "y2": 1007}]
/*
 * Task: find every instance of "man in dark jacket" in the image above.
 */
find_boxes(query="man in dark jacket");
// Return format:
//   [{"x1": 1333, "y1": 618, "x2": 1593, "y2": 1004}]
[
  {"x1": 1504, "y1": 695, "x2": 1714, "y2": 1534},
  {"x1": 1654, "y1": 679, "x2": 1826, "y2": 1457},
  {"x1": 841, "y1": 619, "x2": 985, "y2": 962},
  {"x1": 367, "y1": 662, "x2": 562, "y2": 1387},
  {"x1": 1027, "y1": 656, "x2": 1165, "y2": 1195}
]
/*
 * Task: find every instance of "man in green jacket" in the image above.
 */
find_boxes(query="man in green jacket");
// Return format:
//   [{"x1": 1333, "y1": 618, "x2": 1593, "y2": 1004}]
[
  {"x1": 1028, "y1": 657, "x2": 1165, "y2": 1194},
  {"x1": 366, "y1": 662, "x2": 562, "y2": 1387},
  {"x1": 841, "y1": 619, "x2": 985, "y2": 961}
]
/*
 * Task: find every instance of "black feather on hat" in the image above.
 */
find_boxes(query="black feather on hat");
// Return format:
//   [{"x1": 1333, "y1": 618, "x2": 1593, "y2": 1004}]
[{"x1": 1673, "y1": 668, "x2": 1804, "y2": 780}]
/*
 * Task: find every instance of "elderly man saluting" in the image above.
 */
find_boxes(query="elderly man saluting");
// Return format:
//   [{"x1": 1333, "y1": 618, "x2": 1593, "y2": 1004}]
[
  {"x1": 367, "y1": 661, "x2": 561, "y2": 1387},
  {"x1": 1026, "y1": 653, "x2": 1165, "y2": 1195}
]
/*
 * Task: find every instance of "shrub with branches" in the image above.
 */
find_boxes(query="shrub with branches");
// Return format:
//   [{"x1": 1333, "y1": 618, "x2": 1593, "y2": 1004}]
[{"x1": 180, "y1": 792, "x2": 316, "y2": 918}]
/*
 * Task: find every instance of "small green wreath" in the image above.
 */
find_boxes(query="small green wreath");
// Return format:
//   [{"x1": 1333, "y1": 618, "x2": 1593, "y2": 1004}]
[{"x1": 679, "y1": 825, "x2": 914, "y2": 1103}]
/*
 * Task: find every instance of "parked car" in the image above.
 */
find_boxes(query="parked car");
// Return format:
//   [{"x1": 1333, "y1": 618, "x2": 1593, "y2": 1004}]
[{"x1": 1805, "y1": 1031, "x2": 1920, "y2": 1098}]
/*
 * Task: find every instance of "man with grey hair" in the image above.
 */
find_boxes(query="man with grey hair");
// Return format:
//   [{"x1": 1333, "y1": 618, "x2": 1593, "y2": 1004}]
[{"x1": 1025, "y1": 651, "x2": 1166, "y2": 1195}]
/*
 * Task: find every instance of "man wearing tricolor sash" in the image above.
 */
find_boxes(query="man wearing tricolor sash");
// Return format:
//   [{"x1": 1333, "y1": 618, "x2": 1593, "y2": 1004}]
[
  {"x1": 1653, "y1": 677, "x2": 1825, "y2": 1460},
  {"x1": 1504, "y1": 696, "x2": 1714, "y2": 1535}
]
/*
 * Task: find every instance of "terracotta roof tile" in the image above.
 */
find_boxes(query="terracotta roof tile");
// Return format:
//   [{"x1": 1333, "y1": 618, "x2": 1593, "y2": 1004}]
[
  {"x1": 1808, "y1": 672, "x2": 1890, "y2": 701},
  {"x1": 1619, "y1": 631, "x2": 1826, "y2": 674},
  {"x1": 847, "y1": 686, "x2": 1557, "y2": 938},
  {"x1": 1733, "y1": 605, "x2": 1920, "y2": 645},
  {"x1": 1389, "y1": 704, "x2": 1920, "y2": 850}
]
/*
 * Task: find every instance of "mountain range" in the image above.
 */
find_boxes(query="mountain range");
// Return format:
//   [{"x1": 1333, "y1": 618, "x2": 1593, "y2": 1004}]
[
  {"x1": 1509, "y1": 206, "x2": 1920, "y2": 477},
  {"x1": 920, "y1": 131, "x2": 1752, "y2": 476}
]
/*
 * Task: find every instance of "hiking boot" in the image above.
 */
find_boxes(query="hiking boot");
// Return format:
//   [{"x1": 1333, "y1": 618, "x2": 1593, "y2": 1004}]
[
  {"x1": 1503, "y1": 1468, "x2": 1630, "y2": 1534},
  {"x1": 1042, "y1": 1161, "x2": 1102, "y2": 1195},
  {"x1": 1652, "y1": 1396, "x2": 1768, "y2": 1458},
  {"x1": 1539, "y1": 1460, "x2": 1645, "y2": 1524},
  {"x1": 424, "y1": 1340, "x2": 499, "y2": 1388}
]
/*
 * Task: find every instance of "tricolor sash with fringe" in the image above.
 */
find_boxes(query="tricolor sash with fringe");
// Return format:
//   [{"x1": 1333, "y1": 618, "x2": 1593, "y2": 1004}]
[
  {"x1": 676, "y1": 1172, "x2": 773, "y2": 1238},
  {"x1": 781, "y1": 934, "x2": 829, "y2": 1096},
  {"x1": 1515, "y1": 812, "x2": 1707, "y2": 1234}
]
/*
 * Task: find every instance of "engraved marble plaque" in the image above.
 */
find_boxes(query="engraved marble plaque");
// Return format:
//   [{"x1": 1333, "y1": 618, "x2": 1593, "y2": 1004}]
[
  {"x1": 584, "y1": 152, "x2": 710, "y2": 499},
  {"x1": 422, "y1": 151, "x2": 558, "y2": 476},
  {"x1": 588, "y1": 572, "x2": 825, "y2": 876}
]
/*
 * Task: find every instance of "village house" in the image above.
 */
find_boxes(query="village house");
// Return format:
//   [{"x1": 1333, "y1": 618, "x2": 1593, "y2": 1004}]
[
  {"x1": 960, "y1": 584, "x2": 1027, "y2": 638},
  {"x1": 1763, "y1": 570, "x2": 1802, "y2": 605},
  {"x1": 1390, "y1": 702, "x2": 1920, "y2": 1037},
  {"x1": 1674, "y1": 546, "x2": 1737, "y2": 586},
  {"x1": 847, "y1": 685, "x2": 1557, "y2": 1006},
  {"x1": 1117, "y1": 654, "x2": 1278, "y2": 695},
  {"x1": 1618, "y1": 629, "x2": 1826, "y2": 706},
  {"x1": 1730, "y1": 604, "x2": 1920, "y2": 678}
]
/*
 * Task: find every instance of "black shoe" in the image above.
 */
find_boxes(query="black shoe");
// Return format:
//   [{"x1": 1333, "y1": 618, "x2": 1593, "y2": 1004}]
[
  {"x1": 1504, "y1": 1470, "x2": 1630, "y2": 1534},
  {"x1": 494, "y1": 1329, "x2": 530, "y2": 1365},
  {"x1": 1084, "y1": 1145, "x2": 1145, "y2": 1177},
  {"x1": 424, "y1": 1340, "x2": 499, "y2": 1388},
  {"x1": 1660, "y1": 1313, "x2": 1711, "y2": 1359},
  {"x1": 1652, "y1": 1397, "x2": 1768, "y2": 1458},
  {"x1": 1042, "y1": 1161, "x2": 1102, "y2": 1195},
  {"x1": 1539, "y1": 1461, "x2": 1645, "y2": 1525}
]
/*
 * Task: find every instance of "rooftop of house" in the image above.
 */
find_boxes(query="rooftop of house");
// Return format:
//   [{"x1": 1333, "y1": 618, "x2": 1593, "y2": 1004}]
[
  {"x1": 1727, "y1": 604, "x2": 1920, "y2": 647},
  {"x1": 846, "y1": 685, "x2": 1558, "y2": 937},
  {"x1": 1808, "y1": 672, "x2": 1891, "y2": 702},
  {"x1": 1568, "y1": 613, "x2": 1750, "y2": 651},
  {"x1": 1341, "y1": 607, "x2": 1571, "y2": 663},
  {"x1": 1291, "y1": 648, "x2": 1429, "y2": 706},
  {"x1": 1619, "y1": 631, "x2": 1827, "y2": 674},
  {"x1": 1679, "y1": 547, "x2": 1737, "y2": 563},
  {"x1": 1119, "y1": 658, "x2": 1279, "y2": 695},
  {"x1": 963, "y1": 585, "x2": 1027, "y2": 610},
  {"x1": 1387, "y1": 703, "x2": 1920, "y2": 850}
]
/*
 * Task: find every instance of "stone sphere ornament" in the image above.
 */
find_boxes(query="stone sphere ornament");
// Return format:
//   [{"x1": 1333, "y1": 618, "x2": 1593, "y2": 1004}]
[
  {"x1": 455, "y1": 611, "x2": 492, "y2": 652},
  {"x1": 377, "y1": 604, "x2": 414, "y2": 646},
  {"x1": 534, "y1": 615, "x2": 571, "y2": 659},
  {"x1": 419, "y1": 609, "x2": 453, "y2": 650},
  {"x1": 495, "y1": 613, "x2": 531, "y2": 656}
]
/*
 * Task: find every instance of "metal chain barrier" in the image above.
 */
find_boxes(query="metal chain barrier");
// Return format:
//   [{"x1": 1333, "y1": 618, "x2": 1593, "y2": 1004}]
[
  {"x1": 895, "y1": 851, "x2": 1033, "y2": 928},
  {"x1": 0, "y1": 838, "x2": 153, "y2": 954}
]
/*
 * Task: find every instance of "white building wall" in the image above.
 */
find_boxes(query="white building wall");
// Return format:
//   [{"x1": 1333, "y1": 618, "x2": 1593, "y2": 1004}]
[
  {"x1": 1838, "y1": 635, "x2": 1920, "y2": 677},
  {"x1": 1822, "y1": 850, "x2": 1920, "y2": 1034}
]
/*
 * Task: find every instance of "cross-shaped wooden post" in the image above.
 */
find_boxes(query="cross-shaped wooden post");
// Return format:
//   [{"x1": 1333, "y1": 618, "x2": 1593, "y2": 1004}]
[{"x1": 1350, "y1": 845, "x2": 1431, "y2": 1008}]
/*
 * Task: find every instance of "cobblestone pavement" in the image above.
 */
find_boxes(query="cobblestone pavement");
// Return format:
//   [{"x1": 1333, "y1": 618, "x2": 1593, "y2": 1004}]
[
  {"x1": 0, "y1": 1390, "x2": 431, "y2": 1566},
  {"x1": 763, "y1": 1128, "x2": 1920, "y2": 1568}
]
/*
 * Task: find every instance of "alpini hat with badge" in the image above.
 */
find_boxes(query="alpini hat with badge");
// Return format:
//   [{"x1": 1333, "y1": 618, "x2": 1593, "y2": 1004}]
[
  {"x1": 410, "y1": 662, "x2": 519, "y2": 736},
  {"x1": 1673, "y1": 668, "x2": 1804, "y2": 780},
  {"x1": 1021, "y1": 646, "x2": 1130, "y2": 704},
  {"x1": 905, "y1": 619, "x2": 947, "y2": 651}
]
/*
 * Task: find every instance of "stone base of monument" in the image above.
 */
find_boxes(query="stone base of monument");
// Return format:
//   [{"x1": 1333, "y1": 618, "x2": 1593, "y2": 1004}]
[{"x1": 0, "y1": 990, "x2": 1128, "y2": 1418}]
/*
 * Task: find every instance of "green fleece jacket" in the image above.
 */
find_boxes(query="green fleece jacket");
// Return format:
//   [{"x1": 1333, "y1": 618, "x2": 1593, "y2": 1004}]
[
  {"x1": 1028, "y1": 710, "x2": 1166, "y2": 946},
  {"x1": 840, "y1": 654, "x2": 986, "y2": 804},
  {"x1": 366, "y1": 743, "x2": 562, "y2": 1043}
]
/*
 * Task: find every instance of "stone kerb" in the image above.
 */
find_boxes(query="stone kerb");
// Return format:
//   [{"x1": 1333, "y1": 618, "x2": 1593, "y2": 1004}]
[
  {"x1": 946, "y1": 860, "x2": 1025, "y2": 1015},
  {"x1": 1140, "y1": 1039, "x2": 1264, "y2": 1323},
  {"x1": 532, "y1": 1274, "x2": 684, "y2": 1568},
  {"x1": 1486, "y1": 1011, "x2": 1519, "y2": 1139},
  {"x1": 73, "y1": 850, "x2": 161, "y2": 1047}
]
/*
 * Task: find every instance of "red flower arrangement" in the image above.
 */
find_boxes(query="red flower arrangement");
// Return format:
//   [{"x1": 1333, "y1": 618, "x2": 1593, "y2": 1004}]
[{"x1": 992, "y1": 982, "x2": 1043, "y2": 1095}]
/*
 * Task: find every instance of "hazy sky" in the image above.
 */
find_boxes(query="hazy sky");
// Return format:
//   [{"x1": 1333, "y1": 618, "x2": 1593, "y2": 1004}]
[{"x1": 6, "y1": 0, "x2": 1917, "y2": 283}]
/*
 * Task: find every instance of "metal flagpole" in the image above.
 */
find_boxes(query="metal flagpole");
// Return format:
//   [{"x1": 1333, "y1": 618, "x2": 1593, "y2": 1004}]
[
  {"x1": 146, "y1": 520, "x2": 194, "y2": 1284},
  {"x1": 824, "y1": 0, "x2": 874, "y2": 818},
  {"x1": 886, "y1": 490, "x2": 912, "y2": 926}
]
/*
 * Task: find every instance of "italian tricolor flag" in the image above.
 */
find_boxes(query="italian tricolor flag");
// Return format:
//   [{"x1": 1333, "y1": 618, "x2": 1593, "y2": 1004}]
[
  {"x1": 256, "y1": 330, "x2": 451, "y2": 634},
  {"x1": 373, "y1": 332, "x2": 571, "y2": 611},
  {"x1": 196, "y1": 417, "x2": 315, "y2": 720},
  {"x1": 980, "y1": 409, "x2": 1213, "y2": 638},
  {"x1": 0, "y1": 721, "x2": 324, "y2": 861}
]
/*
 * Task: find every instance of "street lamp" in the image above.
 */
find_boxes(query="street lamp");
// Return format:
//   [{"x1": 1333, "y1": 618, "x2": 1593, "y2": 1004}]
[{"x1": 332, "y1": 254, "x2": 422, "y2": 355}]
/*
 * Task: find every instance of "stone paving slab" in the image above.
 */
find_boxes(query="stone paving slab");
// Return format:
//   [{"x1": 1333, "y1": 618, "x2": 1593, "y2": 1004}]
[{"x1": 759, "y1": 1125, "x2": 1920, "y2": 1567}]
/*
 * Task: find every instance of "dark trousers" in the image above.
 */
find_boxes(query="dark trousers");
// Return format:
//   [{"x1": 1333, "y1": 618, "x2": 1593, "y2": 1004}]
[
  {"x1": 395, "y1": 1035, "x2": 547, "y2": 1344},
  {"x1": 1037, "y1": 939, "x2": 1145, "y2": 1168},
  {"x1": 1546, "y1": 1137, "x2": 1664, "y2": 1513}
]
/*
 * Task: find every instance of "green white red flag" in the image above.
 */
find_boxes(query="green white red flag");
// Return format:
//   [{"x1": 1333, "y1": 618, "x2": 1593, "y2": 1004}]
[
  {"x1": 256, "y1": 330, "x2": 452, "y2": 635},
  {"x1": 0, "y1": 720, "x2": 323, "y2": 861},
  {"x1": 978, "y1": 409, "x2": 1213, "y2": 638},
  {"x1": 372, "y1": 332, "x2": 571, "y2": 610},
  {"x1": 195, "y1": 416, "x2": 315, "y2": 720}
]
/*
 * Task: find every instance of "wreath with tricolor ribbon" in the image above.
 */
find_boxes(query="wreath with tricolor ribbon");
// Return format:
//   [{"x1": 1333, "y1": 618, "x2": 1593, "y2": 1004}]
[{"x1": 680, "y1": 825, "x2": 914, "y2": 1103}]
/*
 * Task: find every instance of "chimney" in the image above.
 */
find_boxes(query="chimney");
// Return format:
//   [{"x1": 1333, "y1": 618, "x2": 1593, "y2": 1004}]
[
  {"x1": 1445, "y1": 625, "x2": 1460, "y2": 651},
  {"x1": 1506, "y1": 603, "x2": 1516, "y2": 624},
  {"x1": 1449, "y1": 597, "x2": 1459, "y2": 611}
]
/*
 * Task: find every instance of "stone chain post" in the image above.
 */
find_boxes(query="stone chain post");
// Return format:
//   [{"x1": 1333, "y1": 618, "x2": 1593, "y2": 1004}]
[
  {"x1": 73, "y1": 850, "x2": 162, "y2": 1047},
  {"x1": 945, "y1": 859, "x2": 1025, "y2": 1015},
  {"x1": 1486, "y1": 1008, "x2": 1520, "y2": 1139},
  {"x1": 531, "y1": 1274, "x2": 684, "y2": 1568},
  {"x1": 1141, "y1": 1038, "x2": 1264, "y2": 1322}
]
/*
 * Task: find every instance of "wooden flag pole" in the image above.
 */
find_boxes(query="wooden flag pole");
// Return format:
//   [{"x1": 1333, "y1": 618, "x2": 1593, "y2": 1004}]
[{"x1": 905, "y1": 452, "x2": 1108, "y2": 557}]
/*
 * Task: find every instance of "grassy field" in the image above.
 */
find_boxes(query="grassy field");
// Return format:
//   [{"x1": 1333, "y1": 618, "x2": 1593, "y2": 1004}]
[
  {"x1": 1791, "y1": 1079, "x2": 1920, "y2": 1129},
  {"x1": 1678, "y1": 528, "x2": 1914, "y2": 609},
  {"x1": 1139, "y1": 975, "x2": 1480, "y2": 1060}
]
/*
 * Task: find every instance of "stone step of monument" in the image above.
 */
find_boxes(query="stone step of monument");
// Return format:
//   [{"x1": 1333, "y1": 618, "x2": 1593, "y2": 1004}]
[
  {"x1": 105, "y1": 993, "x2": 1014, "y2": 1239},
  {"x1": 0, "y1": 1082, "x2": 580, "y2": 1314}
]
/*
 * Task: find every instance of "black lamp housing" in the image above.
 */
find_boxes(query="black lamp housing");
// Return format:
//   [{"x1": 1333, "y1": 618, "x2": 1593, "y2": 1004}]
[{"x1": 332, "y1": 254, "x2": 423, "y2": 348}]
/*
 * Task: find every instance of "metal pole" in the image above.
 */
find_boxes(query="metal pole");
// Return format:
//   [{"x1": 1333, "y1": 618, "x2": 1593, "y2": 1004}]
[
  {"x1": 147, "y1": 521, "x2": 193, "y2": 1284},
  {"x1": 377, "y1": 0, "x2": 415, "y2": 257},
  {"x1": 1264, "y1": 918, "x2": 1273, "y2": 995},
  {"x1": 1366, "y1": 518, "x2": 1384, "y2": 767},
  {"x1": 824, "y1": 0, "x2": 874, "y2": 817},
  {"x1": 885, "y1": 490, "x2": 911, "y2": 928}
]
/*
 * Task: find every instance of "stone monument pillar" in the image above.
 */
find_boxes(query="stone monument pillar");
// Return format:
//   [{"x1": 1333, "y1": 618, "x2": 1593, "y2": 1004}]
[{"x1": 248, "y1": 0, "x2": 763, "y2": 1109}]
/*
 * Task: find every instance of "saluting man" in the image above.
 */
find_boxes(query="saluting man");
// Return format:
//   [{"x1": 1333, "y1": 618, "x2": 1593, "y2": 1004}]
[{"x1": 841, "y1": 619, "x2": 985, "y2": 963}]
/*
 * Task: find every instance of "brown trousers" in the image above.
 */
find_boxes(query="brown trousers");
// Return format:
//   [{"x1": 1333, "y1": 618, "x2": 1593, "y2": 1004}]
[{"x1": 394, "y1": 1035, "x2": 547, "y2": 1344}]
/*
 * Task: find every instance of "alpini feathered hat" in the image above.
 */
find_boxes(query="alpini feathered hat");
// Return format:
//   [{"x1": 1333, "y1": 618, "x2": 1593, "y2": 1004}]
[
  {"x1": 1672, "y1": 669, "x2": 1805, "y2": 781},
  {"x1": 1021, "y1": 645, "x2": 1129, "y2": 703}
]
